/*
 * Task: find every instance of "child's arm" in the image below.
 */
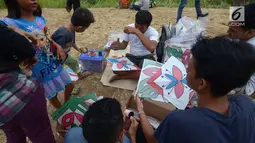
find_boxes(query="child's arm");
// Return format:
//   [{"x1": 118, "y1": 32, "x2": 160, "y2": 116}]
[
  {"x1": 128, "y1": 117, "x2": 139, "y2": 143},
  {"x1": 72, "y1": 43, "x2": 83, "y2": 53},
  {"x1": 51, "y1": 40, "x2": 66, "y2": 62},
  {"x1": 135, "y1": 96, "x2": 158, "y2": 143},
  {"x1": 124, "y1": 26, "x2": 157, "y2": 53},
  {"x1": 8, "y1": 26, "x2": 39, "y2": 48}
]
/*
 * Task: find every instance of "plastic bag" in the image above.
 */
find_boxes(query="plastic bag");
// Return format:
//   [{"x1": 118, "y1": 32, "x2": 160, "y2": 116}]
[
  {"x1": 161, "y1": 16, "x2": 209, "y2": 65},
  {"x1": 104, "y1": 30, "x2": 124, "y2": 50},
  {"x1": 168, "y1": 16, "x2": 209, "y2": 45}
]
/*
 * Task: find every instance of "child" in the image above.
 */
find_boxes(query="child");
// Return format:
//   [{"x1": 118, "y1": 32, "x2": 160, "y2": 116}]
[
  {"x1": 109, "y1": 10, "x2": 158, "y2": 82},
  {"x1": 131, "y1": 0, "x2": 150, "y2": 11},
  {"x1": 65, "y1": 98, "x2": 138, "y2": 143},
  {"x1": 66, "y1": 0, "x2": 80, "y2": 13},
  {"x1": 0, "y1": 23, "x2": 55, "y2": 143},
  {"x1": 135, "y1": 36, "x2": 255, "y2": 143},
  {"x1": 2, "y1": 0, "x2": 74, "y2": 109},
  {"x1": 52, "y1": 7, "x2": 95, "y2": 80}
]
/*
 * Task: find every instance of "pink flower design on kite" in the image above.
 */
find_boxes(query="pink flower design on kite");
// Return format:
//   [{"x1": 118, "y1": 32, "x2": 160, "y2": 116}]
[
  {"x1": 117, "y1": 60, "x2": 128, "y2": 69},
  {"x1": 61, "y1": 112, "x2": 83, "y2": 128},
  {"x1": 164, "y1": 65, "x2": 186, "y2": 99},
  {"x1": 147, "y1": 65, "x2": 188, "y2": 99},
  {"x1": 143, "y1": 67, "x2": 161, "y2": 77}
]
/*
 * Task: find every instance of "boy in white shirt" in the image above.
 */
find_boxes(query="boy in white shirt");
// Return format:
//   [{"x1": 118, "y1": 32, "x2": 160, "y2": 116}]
[
  {"x1": 110, "y1": 10, "x2": 158, "y2": 82},
  {"x1": 227, "y1": 3, "x2": 255, "y2": 97}
]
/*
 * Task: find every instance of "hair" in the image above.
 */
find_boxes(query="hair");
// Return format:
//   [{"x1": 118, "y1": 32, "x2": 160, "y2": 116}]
[
  {"x1": 82, "y1": 98, "x2": 124, "y2": 143},
  {"x1": 242, "y1": 3, "x2": 255, "y2": 30},
  {"x1": 191, "y1": 36, "x2": 255, "y2": 97},
  {"x1": 71, "y1": 8, "x2": 95, "y2": 27},
  {"x1": 135, "y1": 10, "x2": 152, "y2": 26},
  {"x1": 4, "y1": 0, "x2": 42, "y2": 18}
]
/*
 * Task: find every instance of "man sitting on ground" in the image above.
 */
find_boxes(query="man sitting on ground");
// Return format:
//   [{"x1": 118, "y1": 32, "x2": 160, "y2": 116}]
[
  {"x1": 65, "y1": 98, "x2": 139, "y2": 143},
  {"x1": 135, "y1": 36, "x2": 255, "y2": 143},
  {"x1": 109, "y1": 10, "x2": 158, "y2": 82},
  {"x1": 227, "y1": 3, "x2": 255, "y2": 97}
]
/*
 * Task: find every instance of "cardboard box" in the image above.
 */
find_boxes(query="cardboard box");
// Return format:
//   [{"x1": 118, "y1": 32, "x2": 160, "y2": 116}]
[{"x1": 127, "y1": 95, "x2": 176, "y2": 121}]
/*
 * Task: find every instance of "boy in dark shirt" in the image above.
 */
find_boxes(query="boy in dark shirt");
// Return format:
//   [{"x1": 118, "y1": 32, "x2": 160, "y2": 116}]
[
  {"x1": 52, "y1": 8, "x2": 95, "y2": 79},
  {"x1": 135, "y1": 36, "x2": 255, "y2": 143}
]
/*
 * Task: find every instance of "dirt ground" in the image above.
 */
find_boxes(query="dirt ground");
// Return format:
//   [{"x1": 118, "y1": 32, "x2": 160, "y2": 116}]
[{"x1": 0, "y1": 7, "x2": 229, "y2": 143}]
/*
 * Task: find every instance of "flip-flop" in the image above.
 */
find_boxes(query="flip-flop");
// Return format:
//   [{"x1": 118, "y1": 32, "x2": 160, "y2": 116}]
[{"x1": 71, "y1": 87, "x2": 81, "y2": 95}]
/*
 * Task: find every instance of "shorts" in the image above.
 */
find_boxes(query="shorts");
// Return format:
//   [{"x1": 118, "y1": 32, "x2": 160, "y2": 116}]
[{"x1": 126, "y1": 53, "x2": 155, "y2": 68}]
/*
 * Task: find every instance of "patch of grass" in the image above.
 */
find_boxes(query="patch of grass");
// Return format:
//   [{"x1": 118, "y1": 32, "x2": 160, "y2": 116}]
[{"x1": 0, "y1": 0, "x2": 233, "y2": 9}]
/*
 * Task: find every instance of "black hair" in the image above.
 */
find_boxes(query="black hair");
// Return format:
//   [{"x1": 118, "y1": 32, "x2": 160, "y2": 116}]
[
  {"x1": 71, "y1": 8, "x2": 95, "y2": 27},
  {"x1": 4, "y1": 0, "x2": 42, "y2": 18},
  {"x1": 82, "y1": 98, "x2": 123, "y2": 143},
  {"x1": 135, "y1": 10, "x2": 152, "y2": 26},
  {"x1": 242, "y1": 3, "x2": 255, "y2": 30},
  {"x1": 0, "y1": 24, "x2": 35, "y2": 73},
  {"x1": 191, "y1": 36, "x2": 255, "y2": 97}
]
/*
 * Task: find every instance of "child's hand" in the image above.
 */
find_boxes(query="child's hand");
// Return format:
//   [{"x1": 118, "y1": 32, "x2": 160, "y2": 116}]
[
  {"x1": 124, "y1": 27, "x2": 138, "y2": 34},
  {"x1": 8, "y1": 26, "x2": 40, "y2": 49},
  {"x1": 128, "y1": 117, "x2": 139, "y2": 140},
  {"x1": 110, "y1": 38, "x2": 121, "y2": 50},
  {"x1": 56, "y1": 44, "x2": 66, "y2": 62},
  {"x1": 134, "y1": 94, "x2": 144, "y2": 112},
  {"x1": 51, "y1": 40, "x2": 66, "y2": 62},
  {"x1": 79, "y1": 48, "x2": 88, "y2": 54}
]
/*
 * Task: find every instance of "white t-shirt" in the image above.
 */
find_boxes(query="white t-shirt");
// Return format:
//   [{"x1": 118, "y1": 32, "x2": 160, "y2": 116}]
[
  {"x1": 122, "y1": 24, "x2": 158, "y2": 56},
  {"x1": 245, "y1": 37, "x2": 255, "y2": 96}
]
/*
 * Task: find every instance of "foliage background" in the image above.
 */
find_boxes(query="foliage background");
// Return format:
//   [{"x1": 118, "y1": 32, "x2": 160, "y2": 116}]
[{"x1": 0, "y1": 0, "x2": 233, "y2": 9}]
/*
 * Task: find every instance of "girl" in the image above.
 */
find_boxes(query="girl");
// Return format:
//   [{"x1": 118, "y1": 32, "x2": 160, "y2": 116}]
[
  {"x1": 0, "y1": 23, "x2": 56, "y2": 143},
  {"x1": 2, "y1": 0, "x2": 74, "y2": 109}
]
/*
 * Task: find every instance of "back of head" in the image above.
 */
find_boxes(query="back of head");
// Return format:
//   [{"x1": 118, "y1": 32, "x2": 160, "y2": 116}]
[
  {"x1": 243, "y1": 3, "x2": 255, "y2": 30},
  {"x1": 82, "y1": 98, "x2": 123, "y2": 143},
  {"x1": 71, "y1": 8, "x2": 95, "y2": 27},
  {"x1": 191, "y1": 36, "x2": 255, "y2": 96},
  {"x1": 135, "y1": 10, "x2": 152, "y2": 26}
]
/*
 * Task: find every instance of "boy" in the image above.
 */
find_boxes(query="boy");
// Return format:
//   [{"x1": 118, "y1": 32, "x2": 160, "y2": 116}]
[
  {"x1": 131, "y1": 0, "x2": 150, "y2": 11},
  {"x1": 227, "y1": 3, "x2": 255, "y2": 97},
  {"x1": 177, "y1": 0, "x2": 208, "y2": 22},
  {"x1": 135, "y1": 36, "x2": 255, "y2": 143},
  {"x1": 52, "y1": 8, "x2": 95, "y2": 80},
  {"x1": 110, "y1": 10, "x2": 158, "y2": 82},
  {"x1": 65, "y1": 98, "x2": 138, "y2": 143}
]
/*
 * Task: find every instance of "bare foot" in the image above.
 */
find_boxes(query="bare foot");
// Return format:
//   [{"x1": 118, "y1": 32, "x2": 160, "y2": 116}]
[
  {"x1": 77, "y1": 71, "x2": 92, "y2": 80},
  {"x1": 109, "y1": 75, "x2": 121, "y2": 83}
]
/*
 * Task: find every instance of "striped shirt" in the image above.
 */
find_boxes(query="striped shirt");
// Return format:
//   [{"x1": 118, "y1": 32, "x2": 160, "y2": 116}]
[{"x1": 0, "y1": 70, "x2": 37, "y2": 126}]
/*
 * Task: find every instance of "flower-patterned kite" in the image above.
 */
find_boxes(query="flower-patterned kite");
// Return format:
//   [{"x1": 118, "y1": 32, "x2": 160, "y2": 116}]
[
  {"x1": 106, "y1": 57, "x2": 140, "y2": 71},
  {"x1": 136, "y1": 57, "x2": 195, "y2": 110}
]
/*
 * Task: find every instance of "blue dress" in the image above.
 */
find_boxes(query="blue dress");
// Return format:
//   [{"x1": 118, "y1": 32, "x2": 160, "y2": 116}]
[{"x1": 2, "y1": 17, "x2": 71, "y2": 99}]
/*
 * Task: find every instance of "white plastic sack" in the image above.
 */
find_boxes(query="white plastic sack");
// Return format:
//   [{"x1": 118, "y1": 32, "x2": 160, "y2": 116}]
[{"x1": 168, "y1": 16, "x2": 209, "y2": 44}]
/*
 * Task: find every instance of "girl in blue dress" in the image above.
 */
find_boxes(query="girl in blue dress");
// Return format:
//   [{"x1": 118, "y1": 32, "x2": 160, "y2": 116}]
[{"x1": 2, "y1": 0, "x2": 74, "y2": 109}]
